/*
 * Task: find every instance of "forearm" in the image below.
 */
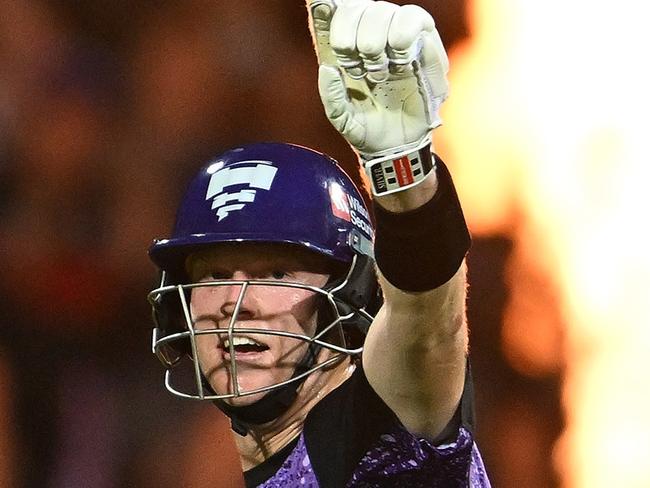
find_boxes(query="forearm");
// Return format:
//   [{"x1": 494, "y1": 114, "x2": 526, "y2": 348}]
[
  {"x1": 363, "y1": 154, "x2": 471, "y2": 439},
  {"x1": 364, "y1": 265, "x2": 468, "y2": 439},
  {"x1": 377, "y1": 261, "x2": 468, "y2": 342}
]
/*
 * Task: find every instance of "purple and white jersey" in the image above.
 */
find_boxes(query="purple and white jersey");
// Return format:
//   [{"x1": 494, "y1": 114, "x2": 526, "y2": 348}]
[
  {"x1": 348, "y1": 424, "x2": 490, "y2": 486},
  {"x1": 255, "y1": 434, "x2": 318, "y2": 487},
  {"x1": 255, "y1": 426, "x2": 489, "y2": 487},
  {"x1": 244, "y1": 364, "x2": 490, "y2": 487}
]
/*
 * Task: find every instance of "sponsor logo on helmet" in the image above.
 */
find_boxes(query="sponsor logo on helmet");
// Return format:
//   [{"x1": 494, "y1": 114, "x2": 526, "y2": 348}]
[
  {"x1": 329, "y1": 183, "x2": 351, "y2": 222},
  {"x1": 205, "y1": 160, "x2": 278, "y2": 221},
  {"x1": 329, "y1": 183, "x2": 373, "y2": 238}
]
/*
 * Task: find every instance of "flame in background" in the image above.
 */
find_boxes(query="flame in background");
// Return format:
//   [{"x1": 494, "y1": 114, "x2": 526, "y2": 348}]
[{"x1": 440, "y1": 0, "x2": 650, "y2": 486}]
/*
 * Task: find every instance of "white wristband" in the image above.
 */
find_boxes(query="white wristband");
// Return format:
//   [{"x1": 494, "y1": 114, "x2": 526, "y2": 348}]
[{"x1": 364, "y1": 144, "x2": 435, "y2": 196}]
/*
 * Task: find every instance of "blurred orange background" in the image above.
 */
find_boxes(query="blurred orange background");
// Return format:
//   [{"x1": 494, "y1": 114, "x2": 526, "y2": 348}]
[{"x1": 2, "y1": 0, "x2": 646, "y2": 487}]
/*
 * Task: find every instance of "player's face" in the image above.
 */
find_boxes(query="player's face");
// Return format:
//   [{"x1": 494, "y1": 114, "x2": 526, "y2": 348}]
[{"x1": 186, "y1": 243, "x2": 332, "y2": 406}]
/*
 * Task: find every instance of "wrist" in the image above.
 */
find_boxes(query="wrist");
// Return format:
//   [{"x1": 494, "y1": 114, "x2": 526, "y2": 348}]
[{"x1": 374, "y1": 171, "x2": 438, "y2": 213}]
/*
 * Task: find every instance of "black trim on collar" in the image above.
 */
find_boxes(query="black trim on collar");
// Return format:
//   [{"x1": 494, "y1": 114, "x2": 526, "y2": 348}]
[
  {"x1": 304, "y1": 364, "x2": 396, "y2": 488},
  {"x1": 243, "y1": 435, "x2": 300, "y2": 487}
]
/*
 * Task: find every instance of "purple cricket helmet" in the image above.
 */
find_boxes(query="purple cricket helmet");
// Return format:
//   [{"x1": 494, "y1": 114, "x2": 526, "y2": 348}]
[{"x1": 149, "y1": 142, "x2": 374, "y2": 275}]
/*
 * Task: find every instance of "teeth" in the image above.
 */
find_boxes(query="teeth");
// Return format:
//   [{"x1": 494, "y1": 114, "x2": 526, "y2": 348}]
[{"x1": 223, "y1": 337, "x2": 262, "y2": 349}]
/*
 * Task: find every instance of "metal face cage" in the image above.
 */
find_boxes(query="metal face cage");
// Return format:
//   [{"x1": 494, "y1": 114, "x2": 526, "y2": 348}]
[{"x1": 147, "y1": 262, "x2": 374, "y2": 401}]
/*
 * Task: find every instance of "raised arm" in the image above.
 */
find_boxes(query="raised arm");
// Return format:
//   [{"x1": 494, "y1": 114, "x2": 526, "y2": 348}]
[{"x1": 307, "y1": 0, "x2": 470, "y2": 441}]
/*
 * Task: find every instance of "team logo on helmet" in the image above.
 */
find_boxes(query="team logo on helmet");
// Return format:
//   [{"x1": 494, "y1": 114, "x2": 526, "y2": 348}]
[{"x1": 205, "y1": 160, "x2": 278, "y2": 221}]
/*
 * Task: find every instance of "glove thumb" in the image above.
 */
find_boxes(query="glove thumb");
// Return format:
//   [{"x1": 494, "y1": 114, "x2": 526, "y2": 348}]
[{"x1": 318, "y1": 65, "x2": 365, "y2": 147}]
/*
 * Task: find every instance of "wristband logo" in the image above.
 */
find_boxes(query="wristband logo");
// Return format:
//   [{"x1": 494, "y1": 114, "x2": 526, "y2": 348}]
[
  {"x1": 329, "y1": 183, "x2": 373, "y2": 238},
  {"x1": 205, "y1": 160, "x2": 278, "y2": 221},
  {"x1": 368, "y1": 150, "x2": 434, "y2": 195}
]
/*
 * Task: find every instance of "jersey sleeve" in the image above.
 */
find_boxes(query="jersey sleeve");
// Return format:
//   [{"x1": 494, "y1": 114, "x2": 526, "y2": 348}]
[{"x1": 304, "y1": 359, "x2": 489, "y2": 487}]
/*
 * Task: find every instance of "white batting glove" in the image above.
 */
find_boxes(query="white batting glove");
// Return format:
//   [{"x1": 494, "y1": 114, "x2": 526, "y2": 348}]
[{"x1": 308, "y1": 0, "x2": 449, "y2": 196}]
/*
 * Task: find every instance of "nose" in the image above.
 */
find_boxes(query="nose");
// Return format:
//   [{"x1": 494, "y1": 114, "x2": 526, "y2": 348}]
[{"x1": 220, "y1": 271, "x2": 254, "y2": 320}]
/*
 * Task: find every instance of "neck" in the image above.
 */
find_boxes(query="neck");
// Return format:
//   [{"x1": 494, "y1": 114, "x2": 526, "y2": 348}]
[{"x1": 235, "y1": 357, "x2": 355, "y2": 471}]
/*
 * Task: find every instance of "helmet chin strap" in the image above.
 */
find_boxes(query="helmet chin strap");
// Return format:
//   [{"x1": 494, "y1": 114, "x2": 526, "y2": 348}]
[{"x1": 209, "y1": 342, "x2": 321, "y2": 437}]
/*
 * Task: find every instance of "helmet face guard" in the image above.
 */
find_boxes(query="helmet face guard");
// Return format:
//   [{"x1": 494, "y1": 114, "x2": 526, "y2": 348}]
[
  {"x1": 148, "y1": 142, "x2": 379, "y2": 406},
  {"x1": 148, "y1": 254, "x2": 375, "y2": 401}
]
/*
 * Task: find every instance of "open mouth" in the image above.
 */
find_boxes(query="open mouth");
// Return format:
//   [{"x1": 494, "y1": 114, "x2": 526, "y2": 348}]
[{"x1": 222, "y1": 337, "x2": 269, "y2": 354}]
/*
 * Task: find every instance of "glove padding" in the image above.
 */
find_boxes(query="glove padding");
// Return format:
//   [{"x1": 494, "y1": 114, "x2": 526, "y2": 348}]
[{"x1": 308, "y1": 0, "x2": 449, "y2": 164}]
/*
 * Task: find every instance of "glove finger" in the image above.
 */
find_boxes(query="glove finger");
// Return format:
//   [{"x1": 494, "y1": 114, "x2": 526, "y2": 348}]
[
  {"x1": 387, "y1": 5, "x2": 436, "y2": 66},
  {"x1": 387, "y1": 4, "x2": 447, "y2": 126},
  {"x1": 330, "y1": 0, "x2": 371, "y2": 78},
  {"x1": 420, "y1": 29, "x2": 449, "y2": 99},
  {"x1": 410, "y1": 32, "x2": 448, "y2": 129},
  {"x1": 307, "y1": 0, "x2": 338, "y2": 66},
  {"x1": 357, "y1": 1, "x2": 398, "y2": 83},
  {"x1": 318, "y1": 65, "x2": 365, "y2": 146}
]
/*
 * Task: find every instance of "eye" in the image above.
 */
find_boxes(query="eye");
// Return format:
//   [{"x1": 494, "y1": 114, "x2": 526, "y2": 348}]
[
  {"x1": 203, "y1": 270, "x2": 230, "y2": 281},
  {"x1": 271, "y1": 270, "x2": 287, "y2": 280}
]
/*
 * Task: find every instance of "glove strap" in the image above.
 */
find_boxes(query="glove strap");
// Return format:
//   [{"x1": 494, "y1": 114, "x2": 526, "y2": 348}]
[{"x1": 364, "y1": 143, "x2": 435, "y2": 196}]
